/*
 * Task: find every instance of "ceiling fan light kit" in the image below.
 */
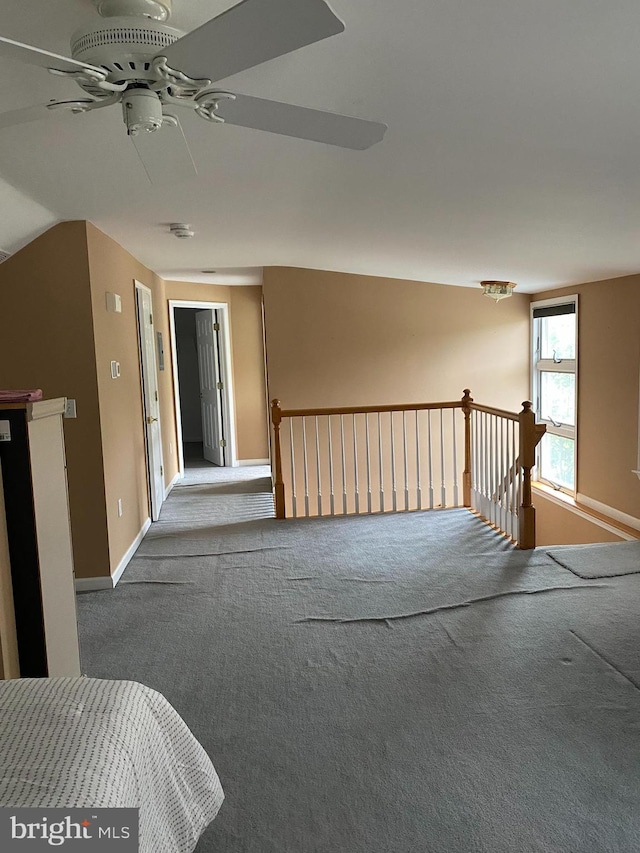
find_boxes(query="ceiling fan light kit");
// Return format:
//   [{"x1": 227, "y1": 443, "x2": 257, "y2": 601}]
[
  {"x1": 480, "y1": 281, "x2": 517, "y2": 302},
  {"x1": 0, "y1": 0, "x2": 387, "y2": 184}
]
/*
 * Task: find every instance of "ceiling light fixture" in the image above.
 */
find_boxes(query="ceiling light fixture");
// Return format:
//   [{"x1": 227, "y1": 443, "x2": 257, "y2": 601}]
[
  {"x1": 480, "y1": 280, "x2": 517, "y2": 302},
  {"x1": 169, "y1": 223, "x2": 194, "y2": 239}
]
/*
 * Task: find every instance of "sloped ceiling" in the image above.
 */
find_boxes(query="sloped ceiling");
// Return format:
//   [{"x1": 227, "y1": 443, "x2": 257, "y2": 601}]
[{"x1": 2, "y1": 0, "x2": 640, "y2": 291}]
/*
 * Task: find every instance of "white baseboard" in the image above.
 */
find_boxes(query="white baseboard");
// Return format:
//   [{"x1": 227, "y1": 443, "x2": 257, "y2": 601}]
[
  {"x1": 75, "y1": 576, "x2": 113, "y2": 592},
  {"x1": 164, "y1": 471, "x2": 181, "y2": 499},
  {"x1": 237, "y1": 458, "x2": 270, "y2": 467},
  {"x1": 75, "y1": 517, "x2": 151, "y2": 592},
  {"x1": 576, "y1": 493, "x2": 640, "y2": 533}
]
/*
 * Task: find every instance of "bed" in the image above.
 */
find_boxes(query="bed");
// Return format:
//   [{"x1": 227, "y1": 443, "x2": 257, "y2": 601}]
[{"x1": 0, "y1": 677, "x2": 224, "y2": 852}]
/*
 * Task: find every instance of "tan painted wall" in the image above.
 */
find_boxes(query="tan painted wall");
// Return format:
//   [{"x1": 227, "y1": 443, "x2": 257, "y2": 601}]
[
  {"x1": 86, "y1": 224, "x2": 176, "y2": 575},
  {"x1": 262, "y1": 267, "x2": 531, "y2": 410},
  {"x1": 535, "y1": 492, "x2": 625, "y2": 546},
  {"x1": 0, "y1": 222, "x2": 109, "y2": 579},
  {"x1": 533, "y1": 275, "x2": 640, "y2": 521},
  {"x1": 164, "y1": 280, "x2": 269, "y2": 461},
  {"x1": 230, "y1": 286, "x2": 269, "y2": 461}
]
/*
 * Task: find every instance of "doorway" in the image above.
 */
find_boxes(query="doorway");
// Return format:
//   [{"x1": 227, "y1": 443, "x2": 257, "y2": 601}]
[
  {"x1": 135, "y1": 281, "x2": 165, "y2": 521},
  {"x1": 169, "y1": 301, "x2": 237, "y2": 476}
]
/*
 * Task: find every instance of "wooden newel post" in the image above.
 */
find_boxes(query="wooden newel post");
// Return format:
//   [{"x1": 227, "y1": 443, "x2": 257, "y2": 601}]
[
  {"x1": 518, "y1": 401, "x2": 536, "y2": 549},
  {"x1": 461, "y1": 389, "x2": 473, "y2": 508},
  {"x1": 271, "y1": 399, "x2": 286, "y2": 519}
]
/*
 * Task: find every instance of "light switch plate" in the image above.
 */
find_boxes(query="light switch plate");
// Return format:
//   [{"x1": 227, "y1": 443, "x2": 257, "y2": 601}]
[
  {"x1": 110, "y1": 361, "x2": 121, "y2": 379},
  {"x1": 106, "y1": 292, "x2": 122, "y2": 313}
]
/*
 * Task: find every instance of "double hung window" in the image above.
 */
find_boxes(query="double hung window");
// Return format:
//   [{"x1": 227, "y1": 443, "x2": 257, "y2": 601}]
[{"x1": 531, "y1": 297, "x2": 578, "y2": 492}]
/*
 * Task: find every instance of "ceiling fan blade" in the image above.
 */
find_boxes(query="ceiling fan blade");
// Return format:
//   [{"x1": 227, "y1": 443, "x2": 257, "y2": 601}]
[
  {"x1": 0, "y1": 101, "x2": 96, "y2": 129},
  {"x1": 0, "y1": 35, "x2": 106, "y2": 75},
  {"x1": 160, "y1": 0, "x2": 344, "y2": 84},
  {"x1": 214, "y1": 93, "x2": 387, "y2": 150},
  {"x1": 130, "y1": 118, "x2": 197, "y2": 185}
]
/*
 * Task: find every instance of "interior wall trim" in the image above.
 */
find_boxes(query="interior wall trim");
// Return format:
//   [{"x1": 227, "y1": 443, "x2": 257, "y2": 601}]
[
  {"x1": 237, "y1": 458, "x2": 270, "y2": 466},
  {"x1": 75, "y1": 517, "x2": 151, "y2": 592},
  {"x1": 164, "y1": 471, "x2": 181, "y2": 499},
  {"x1": 576, "y1": 493, "x2": 640, "y2": 533},
  {"x1": 75, "y1": 576, "x2": 113, "y2": 592}
]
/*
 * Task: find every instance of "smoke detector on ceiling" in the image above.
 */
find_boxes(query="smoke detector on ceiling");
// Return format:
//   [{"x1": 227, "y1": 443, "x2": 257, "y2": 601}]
[{"x1": 169, "y1": 223, "x2": 194, "y2": 239}]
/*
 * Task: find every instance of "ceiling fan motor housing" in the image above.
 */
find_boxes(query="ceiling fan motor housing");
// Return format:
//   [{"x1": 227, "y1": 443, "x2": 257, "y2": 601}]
[
  {"x1": 95, "y1": 0, "x2": 172, "y2": 21},
  {"x1": 70, "y1": 17, "x2": 183, "y2": 90}
]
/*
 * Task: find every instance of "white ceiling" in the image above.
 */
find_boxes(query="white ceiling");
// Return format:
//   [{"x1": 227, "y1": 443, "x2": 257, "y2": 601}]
[{"x1": 2, "y1": 0, "x2": 640, "y2": 292}]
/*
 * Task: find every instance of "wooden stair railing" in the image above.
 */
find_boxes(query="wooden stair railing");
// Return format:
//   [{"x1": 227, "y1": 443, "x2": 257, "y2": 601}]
[{"x1": 271, "y1": 391, "x2": 546, "y2": 548}]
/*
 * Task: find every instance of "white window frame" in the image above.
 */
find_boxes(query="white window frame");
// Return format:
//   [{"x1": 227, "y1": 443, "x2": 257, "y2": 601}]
[{"x1": 530, "y1": 294, "x2": 578, "y2": 494}]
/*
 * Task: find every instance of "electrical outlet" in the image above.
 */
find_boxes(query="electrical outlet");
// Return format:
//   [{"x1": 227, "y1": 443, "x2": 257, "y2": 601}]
[{"x1": 117, "y1": 499, "x2": 123, "y2": 517}]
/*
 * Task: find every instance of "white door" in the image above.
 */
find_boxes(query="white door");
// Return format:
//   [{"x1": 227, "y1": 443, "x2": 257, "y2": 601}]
[
  {"x1": 136, "y1": 284, "x2": 164, "y2": 519},
  {"x1": 196, "y1": 309, "x2": 225, "y2": 465}
]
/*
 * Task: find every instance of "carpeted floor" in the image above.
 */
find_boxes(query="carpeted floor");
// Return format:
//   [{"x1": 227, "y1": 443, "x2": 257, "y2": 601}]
[{"x1": 77, "y1": 465, "x2": 640, "y2": 852}]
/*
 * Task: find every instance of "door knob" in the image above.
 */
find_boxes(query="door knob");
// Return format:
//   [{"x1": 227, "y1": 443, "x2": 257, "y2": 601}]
[{"x1": 147, "y1": 416, "x2": 158, "y2": 424}]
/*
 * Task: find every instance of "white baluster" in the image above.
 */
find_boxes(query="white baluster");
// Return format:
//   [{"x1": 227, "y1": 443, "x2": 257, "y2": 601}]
[
  {"x1": 452, "y1": 408, "x2": 459, "y2": 507},
  {"x1": 327, "y1": 416, "x2": 335, "y2": 516},
  {"x1": 365, "y1": 414, "x2": 372, "y2": 513},
  {"x1": 403, "y1": 410, "x2": 409, "y2": 511},
  {"x1": 428, "y1": 409, "x2": 434, "y2": 509},
  {"x1": 302, "y1": 417, "x2": 309, "y2": 517},
  {"x1": 289, "y1": 418, "x2": 297, "y2": 518},
  {"x1": 353, "y1": 413, "x2": 360, "y2": 514},
  {"x1": 390, "y1": 412, "x2": 397, "y2": 511},
  {"x1": 315, "y1": 416, "x2": 322, "y2": 516},
  {"x1": 415, "y1": 410, "x2": 422, "y2": 510},
  {"x1": 378, "y1": 411, "x2": 384, "y2": 512},
  {"x1": 440, "y1": 408, "x2": 446, "y2": 508},
  {"x1": 340, "y1": 415, "x2": 347, "y2": 515}
]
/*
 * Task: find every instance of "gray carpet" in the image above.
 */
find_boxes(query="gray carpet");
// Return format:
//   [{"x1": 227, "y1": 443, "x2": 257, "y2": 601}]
[
  {"x1": 77, "y1": 466, "x2": 640, "y2": 853},
  {"x1": 547, "y1": 540, "x2": 640, "y2": 578}
]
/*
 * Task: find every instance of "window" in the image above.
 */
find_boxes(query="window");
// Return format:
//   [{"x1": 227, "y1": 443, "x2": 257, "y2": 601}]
[{"x1": 531, "y1": 297, "x2": 578, "y2": 492}]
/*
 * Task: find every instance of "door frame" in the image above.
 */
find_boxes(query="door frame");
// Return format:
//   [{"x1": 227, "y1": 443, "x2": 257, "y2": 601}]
[
  {"x1": 169, "y1": 300, "x2": 238, "y2": 476},
  {"x1": 135, "y1": 281, "x2": 165, "y2": 520}
]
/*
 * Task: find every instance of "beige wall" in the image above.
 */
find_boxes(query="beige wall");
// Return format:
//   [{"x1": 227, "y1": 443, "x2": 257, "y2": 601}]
[
  {"x1": 535, "y1": 491, "x2": 626, "y2": 546},
  {"x1": 164, "y1": 280, "x2": 269, "y2": 462},
  {"x1": 230, "y1": 286, "x2": 269, "y2": 460},
  {"x1": 86, "y1": 224, "x2": 174, "y2": 576},
  {"x1": 0, "y1": 222, "x2": 110, "y2": 579},
  {"x1": 262, "y1": 267, "x2": 531, "y2": 410},
  {"x1": 533, "y1": 275, "x2": 640, "y2": 522}
]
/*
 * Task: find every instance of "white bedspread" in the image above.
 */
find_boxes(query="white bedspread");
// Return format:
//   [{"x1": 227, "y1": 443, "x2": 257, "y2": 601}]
[{"x1": 0, "y1": 677, "x2": 224, "y2": 852}]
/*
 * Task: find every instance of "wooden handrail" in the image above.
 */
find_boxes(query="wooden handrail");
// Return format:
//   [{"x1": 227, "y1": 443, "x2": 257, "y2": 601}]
[
  {"x1": 469, "y1": 402, "x2": 519, "y2": 422},
  {"x1": 279, "y1": 400, "x2": 463, "y2": 418},
  {"x1": 271, "y1": 390, "x2": 546, "y2": 548}
]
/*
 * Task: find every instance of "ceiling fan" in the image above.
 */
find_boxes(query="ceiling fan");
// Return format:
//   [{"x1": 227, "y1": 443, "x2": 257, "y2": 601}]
[{"x1": 0, "y1": 0, "x2": 387, "y2": 183}]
